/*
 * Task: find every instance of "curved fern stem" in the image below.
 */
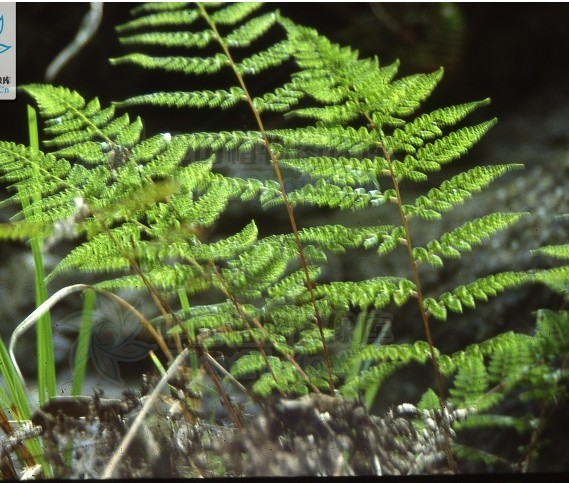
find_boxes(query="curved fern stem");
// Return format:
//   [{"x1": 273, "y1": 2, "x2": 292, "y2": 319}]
[
  {"x1": 9, "y1": 284, "x2": 171, "y2": 388},
  {"x1": 197, "y1": 3, "x2": 334, "y2": 395}
]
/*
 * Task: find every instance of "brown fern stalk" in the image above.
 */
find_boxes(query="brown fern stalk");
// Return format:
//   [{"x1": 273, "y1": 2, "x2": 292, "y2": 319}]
[
  {"x1": 198, "y1": 3, "x2": 335, "y2": 395},
  {"x1": 373, "y1": 123, "x2": 457, "y2": 472}
]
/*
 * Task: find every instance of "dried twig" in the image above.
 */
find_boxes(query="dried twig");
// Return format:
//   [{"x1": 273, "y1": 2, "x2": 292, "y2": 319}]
[{"x1": 102, "y1": 348, "x2": 189, "y2": 479}]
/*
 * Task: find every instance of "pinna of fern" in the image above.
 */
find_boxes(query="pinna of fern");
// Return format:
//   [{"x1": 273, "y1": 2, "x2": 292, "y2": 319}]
[{"x1": 531, "y1": 243, "x2": 569, "y2": 300}]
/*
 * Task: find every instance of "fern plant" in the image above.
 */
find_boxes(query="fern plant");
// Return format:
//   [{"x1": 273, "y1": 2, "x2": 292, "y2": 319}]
[
  {"x1": 1, "y1": 2, "x2": 564, "y2": 475},
  {"x1": 100, "y1": 2, "x2": 533, "y2": 398}
]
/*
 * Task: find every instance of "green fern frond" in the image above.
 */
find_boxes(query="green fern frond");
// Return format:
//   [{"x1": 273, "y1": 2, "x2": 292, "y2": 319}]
[
  {"x1": 370, "y1": 69, "x2": 445, "y2": 124},
  {"x1": 532, "y1": 243, "x2": 569, "y2": 260},
  {"x1": 417, "y1": 388, "x2": 440, "y2": 411},
  {"x1": 534, "y1": 309, "x2": 569, "y2": 359},
  {"x1": 377, "y1": 226, "x2": 407, "y2": 256},
  {"x1": 49, "y1": 223, "x2": 140, "y2": 278},
  {"x1": 268, "y1": 125, "x2": 377, "y2": 155},
  {"x1": 130, "y1": 3, "x2": 193, "y2": 15},
  {"x1": 179, "y1": 131, "x2": 263, "y2": 151},
  {"x1": 297, "y1": 224, "x2": 394, "y2": 253},
  {"x1": 532, "y1": 266, "x2": 569, "y2": 299},
  {"x1": 22, "y1": 85, "x2": 144, "y2": 150},
  {"x1": 230, "y1": 352, "x2": 268, "y2": 379},
  {"x1": 21, "y1": 84, "x2": 86, "y2": 118},
  {"x1": 208, "y1": 2, "x2": 264, "y2": 25},
  {"x1": 454, "y1": 414, "x2": 534, "y2": 434},
  {"x1": 294, "y1": 328, "x2": 335, "y2": 355},
  {"x1": 396, "y1": 120, "x2": 497, "y2": 171},
  {"x1": 436, "y1": 331, "x2": 534, "y2": 380},
  {"x1": 266, "y1": 266, "x2": 322, "y2": 305},
  {"x1": 116, "y1": 6, "x2": 200, "y2": 33},
  {"x1": 224, "y1": 11, "x2": 278, "y2": 47},
  {"x1": 168, "y1": 301, "x2": 243, "y2": 336},
  {"x1": 116, "y1": 87, "x2": 244, "y2": 110},
  {"x1": 119, "y1": 29, "x2": 216, "y2": 49},
  {"x1": 386, "y1": 99, "x2": 492, "y2": 153},
  {"x1": 261, "y1": 179, "x2": 387, "y2": 210},
  {"x1": 405, "y1": 164, "x2": 524, "y2": 220},
  {"x1": 414, "y1": 212, "x2": 529, "y2": 266},
  {"x1": 447, "y1": 353, "x2": 503, "y2": 411},
  {"x1": 281, "y1": 18, "x2": 443, "y2": 128},
  {"x1": 0, "y1": 220, "x2": 52, "y2": 240},
  {"x1": 5, "y1": 86, "x2": 273, "y2": 317},
  {"x1": 0, "y1": 142, "x2": 73, "y2": 212},
  {"x1": 191, "y1": 220, "x2": 259, "y2": 261},
  {"x1": 353, "y1": 340, "x2": 434, "y2": 366},
  {"x1": 278, "y1": 155, "x2": 388, "y2": 187},
  {"x1": 252, "y1": 78, "x2": 305, "y2": 112},
  {"x1": 340, "y1": 363, "x2": 402, "y2": 398},
  {"x1": 231, "y1": 346, "x2": 314, "y2": 397},
  {"x1": 113, "y1": 2, "x2": 291, "y2": 119},
  {"x1": 252, "y1": 357, "x2": 308, "y2": 397},
  {"x1": 223, "y1": 241, "x2": 296, "y2": 298},
  {"x1": 111, "y1": 52, "x2": 229, "y2": 75},
  {"x1": 267, "y1": 304, "x2": 330, "y2": 338},
  {"x1": 98, "y1": 264, "x2": 210, "y2": 295},
  {"x1": 425, "y1": 272, "x2": 531, "y2": 320},
  {"x1": 340, "y1": 340, "x2": 434, "y2": 397},
  {"x1": 237, "y1": 39, "x2": 293, "y2": 76},
  {"x1": 310, "y1": 277, "x2": 416, "y2": 311},
  {"x1": 452, "y1": 443, "x2": 517, "y2": 469},
  {"x1": 531, "y1": 243, "x2": 569, "y2": 299},
  {"x1": 485, "y1": 333, "x2": 534, "y2": 386}
]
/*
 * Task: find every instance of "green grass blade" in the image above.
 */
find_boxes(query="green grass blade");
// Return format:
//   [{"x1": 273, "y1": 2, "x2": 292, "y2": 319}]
[
  {"x1": 178, "y1": 288, "x2": 198, "y2": 372},
  {"x1": 0, "y1": 338, "x2": 49, "y2": 476},
  {"x1": 25, "y1": 105, "x2": 56, "y2": 404},
  {"x1": 71, "y1": 289, "x2": 96, "y2": 395},
  {"x1": 0, "y1": 338, "x2": 32, "y2": 420}
]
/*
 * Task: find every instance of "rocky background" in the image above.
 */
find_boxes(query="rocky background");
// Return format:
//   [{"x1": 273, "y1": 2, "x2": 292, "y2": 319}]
[{"x1": 1, "y1": 3, "x2": 569, "y2": 474}]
